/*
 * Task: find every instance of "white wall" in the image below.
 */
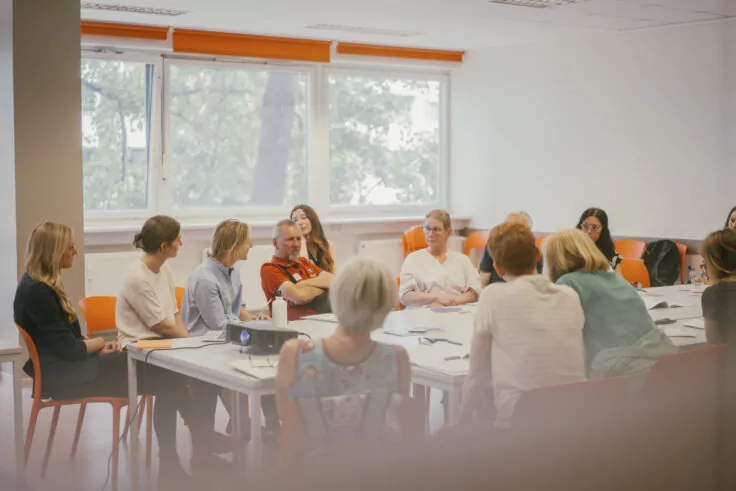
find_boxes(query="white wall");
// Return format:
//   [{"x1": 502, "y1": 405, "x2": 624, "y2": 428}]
[
  {"x1": 451, "y1": 21, "x2": 733, "y2": 240},
  {"x1": 0, "y1": 0, "x2": 17, "y2": 347}
]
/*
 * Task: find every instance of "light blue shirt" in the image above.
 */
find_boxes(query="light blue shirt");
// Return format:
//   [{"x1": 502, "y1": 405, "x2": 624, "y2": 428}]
[{"x1": 182, "y1": 257, "x2": 243, "y2": 336}]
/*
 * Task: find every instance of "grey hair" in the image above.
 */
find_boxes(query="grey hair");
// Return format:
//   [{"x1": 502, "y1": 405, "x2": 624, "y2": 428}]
[
  {"x1": 329, "y1": 257, "x2": 397, "y2": 332},
  {"x1": 273, "y1": 219, "x2": 297, "y2": 239},
  {"x1": 506, "y1": 211, "x2": 534, "y2": 230}
]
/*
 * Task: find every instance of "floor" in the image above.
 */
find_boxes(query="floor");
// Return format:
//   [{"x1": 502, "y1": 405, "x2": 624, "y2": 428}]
[{"x1": 0, "y1": 367, "x2": 448, "y2": 491}]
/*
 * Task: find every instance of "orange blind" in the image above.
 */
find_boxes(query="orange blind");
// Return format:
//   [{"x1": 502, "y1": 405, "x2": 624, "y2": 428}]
[
  {"x1": 336, "y1": 43, "x2": 464, "y2": 63},
  {"x1": 173, "y1": 29, "x2": 332, "y2": 63},
  {"x1": 81, "y1": 21, "x2": 169, "y2": 41}
]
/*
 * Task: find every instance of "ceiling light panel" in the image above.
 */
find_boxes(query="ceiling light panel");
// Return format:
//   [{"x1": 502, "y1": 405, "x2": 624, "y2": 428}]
[
  {"x1": 81, "y1": 2, "x2": 189, "y2": 16},
  {"x1": 490, "y1": 0, "x2": 589, "y2": 8}
]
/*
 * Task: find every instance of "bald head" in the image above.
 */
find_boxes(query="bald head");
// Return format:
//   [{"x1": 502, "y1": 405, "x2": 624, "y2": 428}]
[{"x1": 505, "y1": 211, "x2": 533, "y2": 230}]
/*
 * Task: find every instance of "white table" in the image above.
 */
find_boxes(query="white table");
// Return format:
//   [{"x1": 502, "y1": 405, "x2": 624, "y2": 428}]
[
  {"x1": 641, "y1": 285, "x2": 707, "y2": 346},
  {"x1": 126, "y1": 340, "x2": 274, "y2": 491},
  {"x1": 0, "y1": 343, "x2": 25, "y2": 491}
]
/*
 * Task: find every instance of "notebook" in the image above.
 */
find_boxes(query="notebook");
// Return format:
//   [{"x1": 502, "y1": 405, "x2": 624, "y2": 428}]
[
  {"x1": 642, "y1": 297, "x2": 691, "y2": 310},
  {"x1": 135, "y1": 339, "x2": 173, "y2": 350},
  {"x1": 231, "y1": 358, "x2": 278, "y2": 379}
]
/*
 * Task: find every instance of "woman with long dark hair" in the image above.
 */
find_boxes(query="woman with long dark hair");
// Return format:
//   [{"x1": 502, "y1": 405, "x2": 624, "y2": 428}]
[
  {"x1": 291, "y1": 204, "x2": 337, "y2": 272},
  {"x1": 576, "y1": 207, "x2": 623, "y2": 275},
  {"x1": 725, "y1": 206, "x2": 736, "y2": 230}
]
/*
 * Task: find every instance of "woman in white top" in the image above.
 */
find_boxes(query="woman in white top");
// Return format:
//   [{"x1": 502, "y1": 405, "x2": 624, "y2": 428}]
[
  {"x1": 116, "y1": 216, "x2": 228, "y2": 479},
  {"x1": 291, "y1": 204, "x2": 337, "y2": 273},
  {"x1": 458, "y1": 222, "x2": 586, "y2": 425},
  {"x1": 400, "y1": 210, "x2": 481, "y2": 307}
]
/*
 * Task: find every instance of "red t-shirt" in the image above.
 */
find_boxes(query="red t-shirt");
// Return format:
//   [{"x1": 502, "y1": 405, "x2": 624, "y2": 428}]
[{"x1": 260, "y1": 256, "x2": 324, "y2": 321}]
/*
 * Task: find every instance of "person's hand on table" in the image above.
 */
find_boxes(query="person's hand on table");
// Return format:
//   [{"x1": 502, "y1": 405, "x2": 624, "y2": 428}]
[
  {"x1": 254, "y1": 312, "x2": 270, "y2": 321},
  {"x1": 433, "y1": 295, "x2": 458, "y2": 307}
]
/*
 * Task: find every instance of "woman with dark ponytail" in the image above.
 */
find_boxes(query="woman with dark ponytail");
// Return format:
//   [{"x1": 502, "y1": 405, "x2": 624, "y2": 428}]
[{"x1": 576, "y1": 208, "x2": 623, "y2": 275}]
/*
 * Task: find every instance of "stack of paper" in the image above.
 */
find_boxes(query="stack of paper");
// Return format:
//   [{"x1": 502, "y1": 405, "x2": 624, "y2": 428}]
[
  {"x1": 683, "y1": 318, "x2": 706, "y2": 329},
  {"x1": 642, "y1": 297, "x2": 691, "y2": 310},
  {"x1": 302, "y1": 313, "x2": 339, "y2": 323},
  {"x1": 406, "y1": 345, "x2": 469, "y2": 375},
  {"x1": 231, "y1": 358, "x2": 278, "y2": 379},
  {"x1": 660, "y1": 326, "x2": 697, "y2": 338}
]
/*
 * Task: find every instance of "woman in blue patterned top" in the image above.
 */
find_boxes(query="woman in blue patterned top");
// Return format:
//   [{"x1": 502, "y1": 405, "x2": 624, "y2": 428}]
[{"x1": 276, "y1": 258, "x2": 411, "y2": 409}]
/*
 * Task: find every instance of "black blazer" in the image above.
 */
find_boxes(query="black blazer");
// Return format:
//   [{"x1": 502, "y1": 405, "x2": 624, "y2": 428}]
[{"x1": 14, "y1": 273, "x2": 99, "y2": 398}]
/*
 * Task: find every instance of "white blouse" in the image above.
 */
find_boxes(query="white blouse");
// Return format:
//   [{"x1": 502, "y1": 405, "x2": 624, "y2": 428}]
[{"x1": 399, "y1": 249, "x2": 481, "y2": 303}]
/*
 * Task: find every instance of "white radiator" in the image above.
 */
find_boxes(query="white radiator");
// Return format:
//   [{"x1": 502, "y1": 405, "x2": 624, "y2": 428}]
[{"x1": 85, "y1": 251, "x2": 142, "y2": 297}]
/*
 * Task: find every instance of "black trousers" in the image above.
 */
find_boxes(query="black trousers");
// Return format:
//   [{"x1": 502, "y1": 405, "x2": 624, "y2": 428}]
[{"x1": 47, "y1": 352, "x2": 217, "y2": 460}]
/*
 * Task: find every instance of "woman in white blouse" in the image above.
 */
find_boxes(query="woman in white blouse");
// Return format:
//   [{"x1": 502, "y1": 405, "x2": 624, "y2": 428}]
[{"x1": 400, "y1": 210, "x2": 481, "y2": 307}]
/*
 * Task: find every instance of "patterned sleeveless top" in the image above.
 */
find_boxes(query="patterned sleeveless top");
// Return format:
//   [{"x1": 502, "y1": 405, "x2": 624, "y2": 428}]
[{"x1": 289, "y1": 339, "x2": 400, "y2": 400}]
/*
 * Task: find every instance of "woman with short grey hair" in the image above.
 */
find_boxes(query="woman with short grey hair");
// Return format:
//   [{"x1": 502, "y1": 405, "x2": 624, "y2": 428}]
[{"x1": 275, "y1": 257, "x2": 411, "y2": 412}]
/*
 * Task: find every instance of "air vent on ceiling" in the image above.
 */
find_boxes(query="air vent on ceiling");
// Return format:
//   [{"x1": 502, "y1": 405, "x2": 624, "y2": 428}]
[
  {"x1": 490, "y1": 0, "x2": 588, "y2": 8},
  {"x1": 81, "y1": 2, "x2": 189, "y2": 16},
  {"x1": 305, "y1": 24, "x2": 421, "y2": 37}
]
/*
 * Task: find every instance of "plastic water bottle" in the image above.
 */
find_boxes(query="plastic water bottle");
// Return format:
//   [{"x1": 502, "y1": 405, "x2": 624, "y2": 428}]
[
  {"x1": 272, "y1": 292, "x2": 288, "y2": 329},
  {"x1": 687, "y1": 266, "x2": 696, "y2": 285}
]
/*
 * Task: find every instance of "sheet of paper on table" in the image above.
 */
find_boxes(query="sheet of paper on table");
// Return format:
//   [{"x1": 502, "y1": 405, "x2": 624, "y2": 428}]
[
  {"x1": 231, "y1": 358, "x2": 279, "y2": 379},
  {"x1": 406, "y1": 345, "x2": 469, "y2": 374},
  {"x1": 682, "y1": 318, "x2": 705, "y2": 329}
]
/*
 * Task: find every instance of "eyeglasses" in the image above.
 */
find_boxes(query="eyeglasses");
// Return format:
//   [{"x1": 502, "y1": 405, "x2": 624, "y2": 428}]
[
  {"x1": 248, "y1": 356, "x2": 277, "y2": 369},
  {"x1": 423, "y1": 226, "x2": 445, "y2": 234},
  {"x1": 581, "y1": 223, "x2": 602, "y2": 232}
]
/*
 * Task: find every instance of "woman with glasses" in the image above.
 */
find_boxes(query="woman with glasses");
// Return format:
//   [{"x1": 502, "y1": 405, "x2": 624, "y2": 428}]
[
  {"x1": 576, "y1": 207, "x2": 623, "y2": 275},
  {"x1": 399, "y1": 210, "x2": 481, "y2": 308}
]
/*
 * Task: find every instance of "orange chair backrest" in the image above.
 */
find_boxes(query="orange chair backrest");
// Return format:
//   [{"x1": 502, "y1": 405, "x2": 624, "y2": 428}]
[
  {"x1": 620, "y1": 259, "x2": 650, "y2": 288},
  {"x1": 175, "y1": 287, "x2": 185, "y2": 311},
  {"x1": 402, "y1": 226, "x2": 427, "y2": 258},
  {"x1": 512, "y1": 376, "x2": 630, "y2": 429},
  {"x1": 16, "y1": 324, "x2": 44, "y2": 403},
  {"x1": 395, "y1": 276, "x2": 403, "y2": 311},
  {"x1": 675, "y1": 242, "x2": 687, "y2": 284},
  {"x1": 614, "y1": 240, "x2": 647, "y2": 260},
  {"x1": 78, "y1": 296, "x2": 117, "y2": 336},
  {"x1": 464, "y1": 230, "x2": 489, "y2": 257},
  {"x1": 535, "y1": 235, "x2": 547, "y2": 251}
]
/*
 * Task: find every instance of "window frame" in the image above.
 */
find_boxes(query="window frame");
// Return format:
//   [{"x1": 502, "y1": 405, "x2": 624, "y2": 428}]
[
  {"x1": 81, "y1": 49, "x2": 451, "y2": 226},
  {"x1": 81, "y1": 50, "x2": 164, "y2": 225}
]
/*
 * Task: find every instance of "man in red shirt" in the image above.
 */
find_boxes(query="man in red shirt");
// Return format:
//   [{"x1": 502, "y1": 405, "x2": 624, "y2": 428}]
[{"x1": 261, "y1": 219, "x2": 334, "y2": 321}]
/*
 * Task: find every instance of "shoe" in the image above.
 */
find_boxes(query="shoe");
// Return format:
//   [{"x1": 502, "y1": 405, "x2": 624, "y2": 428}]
[{"x1": 190, "y1": 452, "x2": 233, "y2": 475}]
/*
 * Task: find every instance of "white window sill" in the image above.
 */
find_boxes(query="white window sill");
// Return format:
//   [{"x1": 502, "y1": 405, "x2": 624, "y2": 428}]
[{"x1": 84, "y1": 215, "x2": 473, "y2": 247}]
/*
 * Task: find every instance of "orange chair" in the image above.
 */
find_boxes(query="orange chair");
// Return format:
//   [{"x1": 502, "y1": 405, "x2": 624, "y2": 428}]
[
  {"x1": 512, "y1": 377, "x2": 631, "y2": 429},
  {"x1": 76, "y1": 298, "x2": 154, "y2": 469},
  {"x1": 17, "y1": 325, "x2": 151, "y2": 487},
  {"x1": 402, "y1": 226, "x2": 427, "y2": 258},
  {"x1": 620, "y1": 259, "x2": 651, "y2": 288},
  {"x1": 535, "y1": 235, "x2": 547, "y2": 251},
  {"x1": 395, "y1": 276, "x2": 403, "y2": 311},
  {"x1": 675, "y1": 242, "x2": 687, "y2": 284},
  {"x1": 175, "y1": 286, "x2": 186, "y2": 311},
  {"x1": 614, "y1": 240, "x2": 647, "y2": 260},
  {"x1": 280, "y1": 395, "x2": 422, "y2": 463},
  {"x1": 464, "y1": 230, "x2": 489, "y2": 263}
]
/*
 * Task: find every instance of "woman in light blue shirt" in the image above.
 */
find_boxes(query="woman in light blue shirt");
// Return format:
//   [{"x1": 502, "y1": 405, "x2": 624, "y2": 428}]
[
  {"x1": 544, "y1": 229, "x2": 675, "y2": 379},
  {"x1": 182, "y1": 219, "x2": 271, "y2": 436},
  {"x1": 182, "y1": 220, "x2": 267, "y2": 336}
]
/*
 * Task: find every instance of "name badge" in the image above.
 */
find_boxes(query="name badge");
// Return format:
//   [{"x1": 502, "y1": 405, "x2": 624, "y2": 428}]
[{"x1": 293, "y1": 273, "x2": 303, "y2": 282}]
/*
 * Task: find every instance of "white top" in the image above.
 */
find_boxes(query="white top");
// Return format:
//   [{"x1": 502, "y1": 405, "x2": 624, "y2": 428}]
[
  {"x1": 116, "y1": 260, "x2": 178, "y2": 345},
  {"x1": 399, "y1": 249, "x2": 481, "y2": 303},
  {"x1": 475, "y1": 275, "x2": 586, "y2": 423}
]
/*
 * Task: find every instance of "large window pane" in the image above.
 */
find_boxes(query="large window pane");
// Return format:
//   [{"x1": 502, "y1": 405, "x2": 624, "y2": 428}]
[
  {"x1": 82, "y1": 59, "x2": 151, "y2": 211},
  {"x1": 169, "y1": 65, "x2": 308, "y2": 209},
  {"x1": 329, "y1": 74, "x2": 441, "y2": 205}
]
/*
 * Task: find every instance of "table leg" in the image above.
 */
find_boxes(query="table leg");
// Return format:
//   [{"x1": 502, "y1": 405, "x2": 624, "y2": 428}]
[
  {"x1": 448, "y1": 387, "x2": 462, "y2": 424},
  {"x1": 127, "y1": 355, "x2": 140, "y2": 491},
  {"x1": 12, "y1": 359, "x2": 25, "y2": 491},
  {"x1": 412, "y1": 383, "x2": 427, "y2": 434},
  {"x1": 232, "y1": 393, "x2": 246, "y2": 470},
  {"x1": 247, "y1": 394, "x2": 263, "y2": 469}
]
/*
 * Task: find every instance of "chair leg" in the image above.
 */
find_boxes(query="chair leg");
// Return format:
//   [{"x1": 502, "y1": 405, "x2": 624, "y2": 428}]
[
  {"x1": 145, "y1": 396, "x2": 153, "y2": 470},
  {"x1": 41, "y1": 406, "x2": 61, "y2": 477},
  {"x1": 25, "y1": 402, "x2": 41, "y2": 463},
  {"x1": 112, "y1": 405, "x2": 121, "y2": 491},
  {"x1": 121, "y1": 403, "x2": 132, "y2": 441},
  {"x1": 137, "y1": 396, "x2": 146, "y2": 437},
  {"x1": 70, "y1": 402, "x2": 87, "y2": 459}
]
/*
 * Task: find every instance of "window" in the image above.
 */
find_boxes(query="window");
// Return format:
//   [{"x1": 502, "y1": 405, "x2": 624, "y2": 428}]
[
  {"x1": 328, "y1": 73, "x2": 442, "y2": 206},
  {"x1": 167, "y1": 63, "x2": 308, "y2": 209},
  {"x1": 81, "y1": 59, "x2": 153, "y2": 212},
  {"x1": 82, "y1": 53, "x2": 448, "y2": 224}
]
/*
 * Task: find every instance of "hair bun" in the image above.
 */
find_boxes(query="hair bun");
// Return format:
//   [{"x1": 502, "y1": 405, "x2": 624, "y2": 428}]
[{"x1": 133, "y1": 232, "x2": 144, "y2": 249}]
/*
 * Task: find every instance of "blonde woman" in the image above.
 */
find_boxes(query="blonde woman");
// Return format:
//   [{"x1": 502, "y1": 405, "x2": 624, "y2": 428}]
[
  {"x1": 400, "y1": 210, "x2": 481, "y2": 307},
  {"x1": 181, "y1": 219, "x2": 272, "y2": 438},
  {"x1": 182, "y1": 219, "x2": 268, "y2": 338},
  {"x1": 14, "y1": 222, "x2": 122, "y2": 400},
  {"x1": 544, "y1": 229, "x2": 675, "y2": 378}
]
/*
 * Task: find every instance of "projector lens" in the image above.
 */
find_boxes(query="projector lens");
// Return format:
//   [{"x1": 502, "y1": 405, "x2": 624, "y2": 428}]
[{"x1": 240, "y1": 329, "x2": 250, "y2": 346}]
